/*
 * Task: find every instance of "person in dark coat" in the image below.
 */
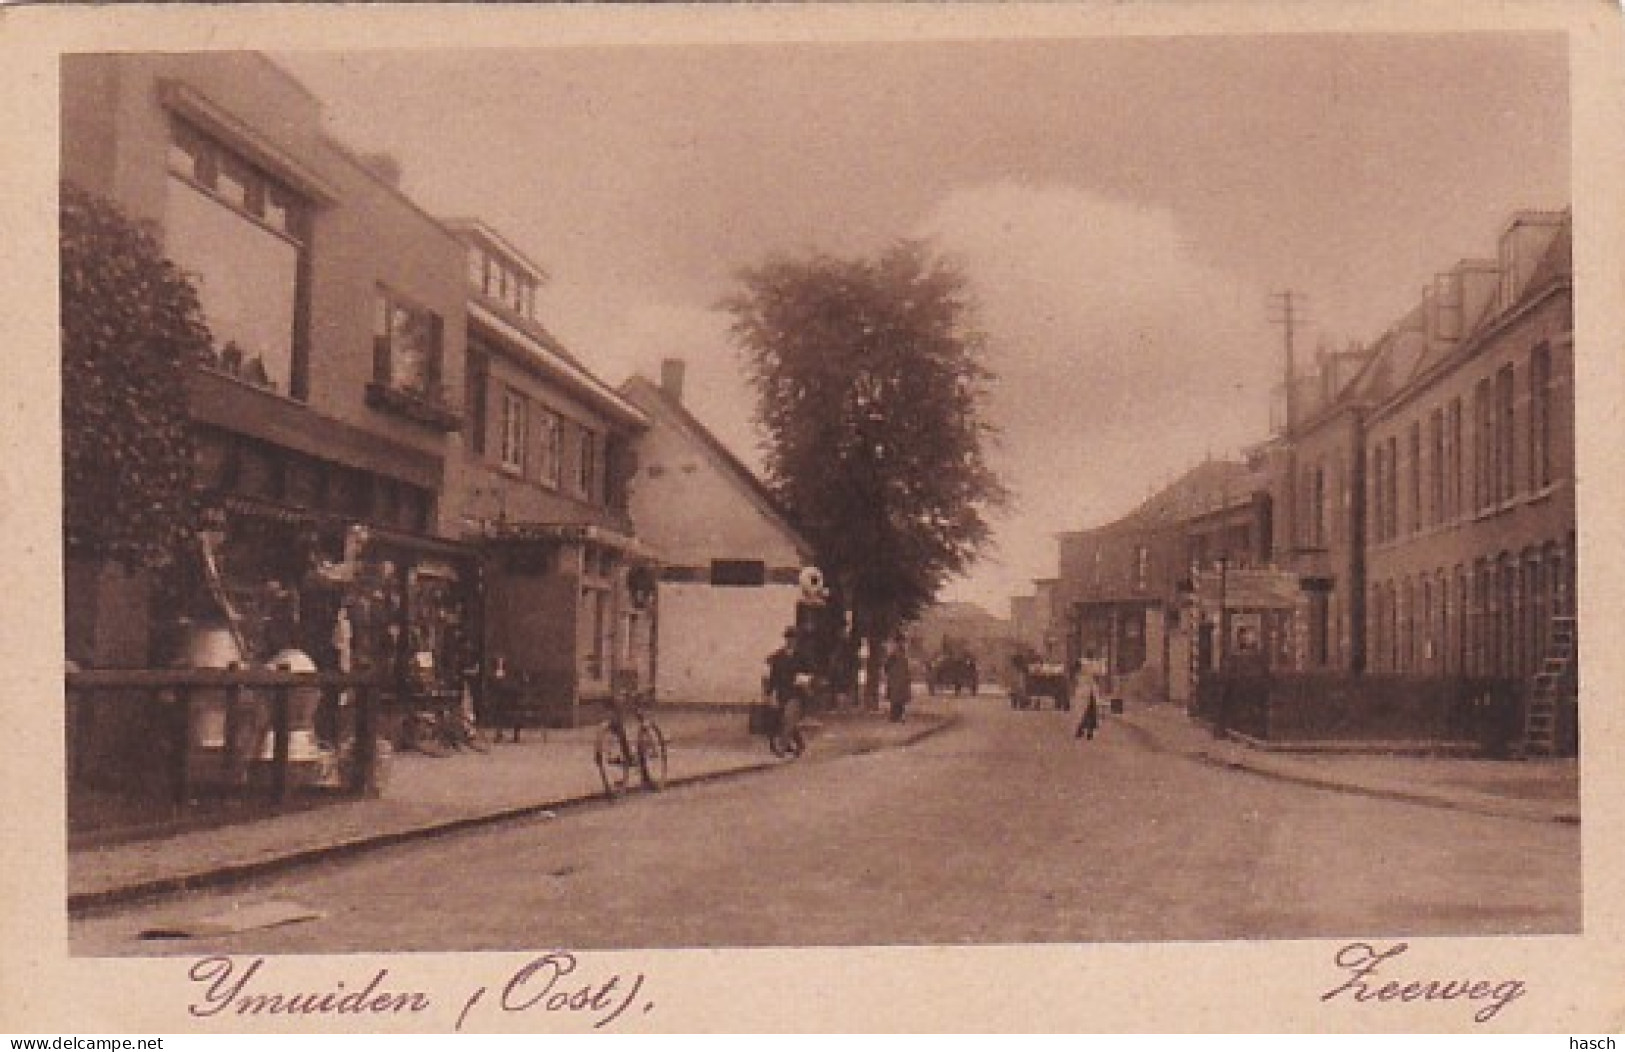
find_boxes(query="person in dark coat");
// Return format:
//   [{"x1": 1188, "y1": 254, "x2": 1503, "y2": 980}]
[
  {"x1": 1075, "y1": 679, "x2": 1101, "y2": 740},
  {"x1": 885, "y1": 636, "x2": 912, "y2": 723}
]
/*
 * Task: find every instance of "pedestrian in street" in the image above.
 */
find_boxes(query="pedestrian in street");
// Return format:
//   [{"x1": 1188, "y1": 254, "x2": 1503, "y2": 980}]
[
  {"x1": 1075, "y1": 677, "x2": 1101, "y2": 741},
  {"x1": 885, "y1": 635, "x2": 912, "y2": 723}
]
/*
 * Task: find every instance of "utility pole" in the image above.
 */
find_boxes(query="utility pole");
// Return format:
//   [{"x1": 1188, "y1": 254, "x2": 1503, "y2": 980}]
[
  {"x1": 1268, "y1": 291, "x2": 1308, "y2": 555},
  {"x1": 1268, "y1": 291, "x2": 1308, "y2": 435}
]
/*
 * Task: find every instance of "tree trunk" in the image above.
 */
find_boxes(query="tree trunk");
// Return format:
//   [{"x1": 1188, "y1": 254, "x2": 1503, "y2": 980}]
[{"x1": 862, "y1": 632, "x2": 884, "y2": 710}]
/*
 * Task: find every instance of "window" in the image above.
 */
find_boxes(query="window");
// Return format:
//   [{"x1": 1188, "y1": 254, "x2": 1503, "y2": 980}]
[
  {"x1": 1375, "y1": 442, "x2": 1388, "y2": 543},
  {"x1": 373, "y1": 289, "x2": 444, "y2": 399},
  {"x1": 472, "y1": 248, "x2": 538, "y2": 321},
  {"x1": 1497, "y1": 364, "x2": 1517, "y2": 503},
  {"x1": 1429, "y1": 408, "x2": 1445, "y2": 526},
  {"x1": 164, "y1": 119, "x2": 308, "y2": 396},
  {"x1": 577, "y1": 426, "x2": 598, "y2": 500},
  {"x1": 1530, "y1": 345, "x2": 1553, "y2": 491},
  {"x1": 1447, "y1": 398, "x2": 1463, "y2": 521},
  {"x1": 535, "y1": 409, "x2": 563, "y2": 489},
  {"x1": 1408, "y1": 422, "x2": 1422, "y2": 534},
  {"x1": 1134, "y1": 545, "x2": 1150, "y2": 590},
  {"x1": 1370, "y1": 442, "x2": 1384, "y2": 544},
  {"x1": 1474, "y1": 379, "x2": 1494, "y2": 512},
  {"x1": 500, "y1": 387, "x2": 528, "y2": 474},
  {"x1": 1384, "y1": 436, "x2": 1399, "y2": 542}
]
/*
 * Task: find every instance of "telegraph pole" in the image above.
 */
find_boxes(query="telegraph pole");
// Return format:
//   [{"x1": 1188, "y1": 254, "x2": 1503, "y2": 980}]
[
  {"x1": 1268, "y1": 291, "x2": 1308, "y2": 555},
  {"x1": 1268, "y1": 291, "x2": 1307, "y2": 435}
]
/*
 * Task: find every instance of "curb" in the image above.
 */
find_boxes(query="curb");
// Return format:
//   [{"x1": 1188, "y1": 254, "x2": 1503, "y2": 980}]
[
  {"x1": 1118, "y1": 711, "x2": 1579, "y2": 828},
  {"x1": 69, "y1": 713, "x2": 958, "y2": 916}
]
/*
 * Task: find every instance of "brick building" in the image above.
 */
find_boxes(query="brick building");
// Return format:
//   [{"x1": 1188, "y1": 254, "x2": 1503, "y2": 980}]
[
  {"x1": 62, "y1": 53, "x2": 474, "y2": 687},
  {"x1": 442, "y1": 219, "x2": 656, "y2": 724}
]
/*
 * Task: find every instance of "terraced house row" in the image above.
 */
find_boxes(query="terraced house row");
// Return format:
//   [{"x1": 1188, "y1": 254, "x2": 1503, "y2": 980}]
[{"x1": 1053, "y1": 208, "x2": 1575, "y2": 754}]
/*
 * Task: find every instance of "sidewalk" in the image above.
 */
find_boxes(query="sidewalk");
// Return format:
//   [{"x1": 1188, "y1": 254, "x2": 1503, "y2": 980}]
[
  {"x1": 68, "y1": 705, "x2": 954, "y2": 913},
  {"x1": 1115, "y1": 700, "x2": 1580, "y2": 825}
]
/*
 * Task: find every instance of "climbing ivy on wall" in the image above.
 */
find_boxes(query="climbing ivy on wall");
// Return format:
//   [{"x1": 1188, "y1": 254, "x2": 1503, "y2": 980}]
[{"x1": 61, "y1": 180, "x2": 210, "y2": 570}]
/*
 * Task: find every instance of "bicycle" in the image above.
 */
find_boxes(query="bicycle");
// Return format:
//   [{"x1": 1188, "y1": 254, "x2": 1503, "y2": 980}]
[
  {"x1": 763, "y1": 673, "x2": 811, "y2": 759},
  {"x1": 398, "y1": 688, "x2": 490, "y2": 757},
  {"x1": 595, "y1": 680, "x2": 667, "y2": 798}
]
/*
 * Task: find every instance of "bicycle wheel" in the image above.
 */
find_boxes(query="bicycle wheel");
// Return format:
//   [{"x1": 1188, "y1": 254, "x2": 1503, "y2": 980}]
[
  {"x1": 400, "y1": 711, "x2": 448, "y2": 757},
  {"x1": 449, "y1": 713, "x2": 490, "y2": 754},
  {"x1": 636, "y1": 721, "x2": 668, "y2": 790},
  {"x1": 595, "y1": 723, "x2": 632, "y2": 798}
]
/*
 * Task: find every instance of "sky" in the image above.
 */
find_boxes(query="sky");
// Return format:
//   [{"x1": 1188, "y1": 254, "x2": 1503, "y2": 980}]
[{"x1": 275, "y1": 33, "x2": 1569, "y2": 618}]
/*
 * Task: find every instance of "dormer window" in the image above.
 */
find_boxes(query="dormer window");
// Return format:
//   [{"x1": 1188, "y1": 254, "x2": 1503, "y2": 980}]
[{"x1": 466, "y1": 244, "x2": 540, "y2": 321}]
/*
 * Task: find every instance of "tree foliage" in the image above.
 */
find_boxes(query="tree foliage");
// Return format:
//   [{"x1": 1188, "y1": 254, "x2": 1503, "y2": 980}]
[
  {"x1": 723, "y1": 240, "x2": 1008, "y2": 641},
  {"x1": 61, "y1": 181, "x2": 210, "y2": 570}
]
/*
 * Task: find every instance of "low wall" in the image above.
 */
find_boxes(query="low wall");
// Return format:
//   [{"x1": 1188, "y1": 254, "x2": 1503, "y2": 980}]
[{"x1": 1191, "y1": 672, "x2": 1555, "y2": 756}]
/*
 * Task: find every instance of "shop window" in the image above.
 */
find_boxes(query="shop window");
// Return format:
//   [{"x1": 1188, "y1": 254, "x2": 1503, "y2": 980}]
[{"x1": 164, "y1": 119, "x2": 307, "y2": 397}]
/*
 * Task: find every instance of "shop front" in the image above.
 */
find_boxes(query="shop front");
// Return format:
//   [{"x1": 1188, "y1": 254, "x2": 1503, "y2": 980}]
[
  {"x1": 476, "y1": 522, "x2": 659, "y2": 731},
  {"x1": 173, "y1": 423, "x2": 480, "y2": 780}
]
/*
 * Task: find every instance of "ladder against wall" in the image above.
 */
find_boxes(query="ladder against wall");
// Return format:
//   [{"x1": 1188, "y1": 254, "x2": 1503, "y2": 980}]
[{"x1": 1522, "y1": 615, "x2": 1577, "y2": 758}]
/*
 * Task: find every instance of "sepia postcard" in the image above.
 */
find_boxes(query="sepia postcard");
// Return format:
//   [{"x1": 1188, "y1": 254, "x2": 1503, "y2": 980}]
[{"x1": 3, "y1": 0, "x2": 1624, "y2": 1035}]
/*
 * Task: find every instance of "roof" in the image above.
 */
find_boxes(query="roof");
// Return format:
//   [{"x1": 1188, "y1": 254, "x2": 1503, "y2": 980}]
[
  {"x1": 469, "y1": 302, "x2": 647, "y2": 429},
  {"x1": 441, "y1": 217, "x2": 551, "y2": 285},
  {"x1": 1521, "y1": 211, "x2": 1572, "y2": 294},
  {"x1": 620, "y1": 374, "x2": 814, "y2": 563},
  {"x1": 1056, "y1": 457, "x2": 1267, "y2": 545}
]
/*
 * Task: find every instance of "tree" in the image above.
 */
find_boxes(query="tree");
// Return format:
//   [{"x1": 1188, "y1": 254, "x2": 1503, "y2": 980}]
[
  {"x1": 722, "y1": 240, "x2": 1008, "y2": 702},
  {"x1": 61, "y1": 180, "x2": 210, "y2": 573}
]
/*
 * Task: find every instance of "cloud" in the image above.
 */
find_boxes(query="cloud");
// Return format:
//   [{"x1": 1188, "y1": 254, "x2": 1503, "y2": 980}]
[{"x1": 918, "y1": 184, "x2": 1278, "y2": 609}]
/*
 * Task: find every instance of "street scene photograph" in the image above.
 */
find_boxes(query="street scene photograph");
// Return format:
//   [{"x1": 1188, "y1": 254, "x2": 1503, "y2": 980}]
[{"x1": 55, "y1": 26, "x2": 1580, "y2": 965}]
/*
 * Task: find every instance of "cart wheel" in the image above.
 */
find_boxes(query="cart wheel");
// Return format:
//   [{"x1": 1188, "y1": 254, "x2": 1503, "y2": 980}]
[{"x1": 595, "y1": 723, "x2": 631, "y2": 798}]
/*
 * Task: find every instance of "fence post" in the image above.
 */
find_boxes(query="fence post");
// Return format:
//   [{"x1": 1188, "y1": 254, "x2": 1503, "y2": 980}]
[
  {"x1": 353, "y1": 681, "x2": 377, "y2": 796},
  {"x1": 173, "y1": 685, "x2": 194, "y2": 806},
  {"x1": 271, "y1": 671, "x2": 292, "y2": 804}
]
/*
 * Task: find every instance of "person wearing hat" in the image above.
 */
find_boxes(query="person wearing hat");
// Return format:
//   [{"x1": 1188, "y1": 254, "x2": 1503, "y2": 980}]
[{"x1": 765, "y1": 626, "x2": 801, "y2": 706}]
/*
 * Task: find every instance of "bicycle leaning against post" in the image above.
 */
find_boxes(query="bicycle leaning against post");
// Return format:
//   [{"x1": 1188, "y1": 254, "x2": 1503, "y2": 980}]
[{"x1": 595, "y1": 672, "x2": 668, "y2": 799}]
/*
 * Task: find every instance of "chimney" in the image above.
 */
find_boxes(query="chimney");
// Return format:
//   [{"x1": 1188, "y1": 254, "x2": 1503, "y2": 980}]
[
  {"x1": 1454, "y1": 259, "x2": 1500, "y2": 336},
  {"x1": 1497, "y1": 211, "x2": 1565, "y2": 311},
  {"x1": 660, "y1": 358, "x2": 686, "y2": 403},
  {"x1": 1431, "y1": 272, "x2": 1462, "y2": 343}
]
